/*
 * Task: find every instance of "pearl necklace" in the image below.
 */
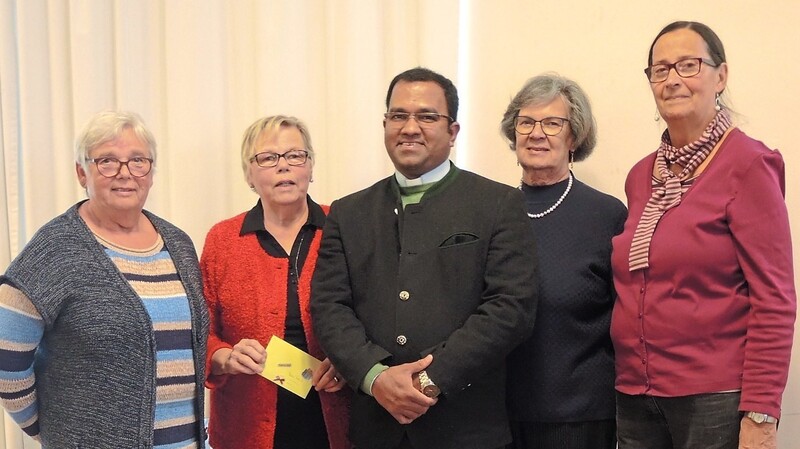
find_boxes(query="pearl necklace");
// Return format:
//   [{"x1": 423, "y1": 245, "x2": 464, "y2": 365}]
[{"x1": 519, "y1": 172, "x2": 573, "y2": 219}]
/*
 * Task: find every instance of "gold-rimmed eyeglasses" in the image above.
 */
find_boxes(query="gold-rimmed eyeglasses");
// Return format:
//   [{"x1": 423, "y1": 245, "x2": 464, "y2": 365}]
[
  {"x1": 384, "y1": 112, "x2": 454, "y2": 126},
  {"x1": 514, "y1": 116, "x2": 570, "y2": 136}
]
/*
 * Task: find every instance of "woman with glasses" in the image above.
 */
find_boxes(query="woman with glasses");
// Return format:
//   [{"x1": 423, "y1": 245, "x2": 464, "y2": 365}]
[
  {"x1": 611, "y1": 21, "x2": 795, "y2": 449},
  {"x1": 200, "y1": 115, "x2": 350, "y2": 449},
  {"x1": 500, "y1": 74, "x2": 626, "y2": 449},
  {"x1": 0, "y1": 111, "x2": 209, "y2": 448}
]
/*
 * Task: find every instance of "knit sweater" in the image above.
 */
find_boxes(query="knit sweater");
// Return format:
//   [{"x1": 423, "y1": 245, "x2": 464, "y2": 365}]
[
  {"x1": 100, "y1": 236, "x2": 201, "y2": 448},
  {"x1": 507, "y1": 177, "x2": 627, "y2": 422},
  {"x1": 0, "y1": 202, "x2": 209, "y2": 448},
  {"x1": 201, "y1": 208, "x2": 351, "y2": 449}
]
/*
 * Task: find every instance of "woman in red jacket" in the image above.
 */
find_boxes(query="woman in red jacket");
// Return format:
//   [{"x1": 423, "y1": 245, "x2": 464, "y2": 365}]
[{"x1": 201, "y1": 115, "x2": 351, "y2": 449}]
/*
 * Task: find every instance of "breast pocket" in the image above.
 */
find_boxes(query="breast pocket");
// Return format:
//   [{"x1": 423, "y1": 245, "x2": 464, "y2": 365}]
[
  {"x1": 436, "y1": 234, "x2": 484, "y2": 293},
  {"x1": 439, "y1": 232, "x2": 480, "y2": 248}
]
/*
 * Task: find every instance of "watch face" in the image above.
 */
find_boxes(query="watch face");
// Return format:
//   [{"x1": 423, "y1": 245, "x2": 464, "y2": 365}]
[
  {"x1": 423, "y1": 385, "x2": 441, "y2": 398},
  {"x1": 746, "y1": 412, "x2": 776, "y2": 424}
]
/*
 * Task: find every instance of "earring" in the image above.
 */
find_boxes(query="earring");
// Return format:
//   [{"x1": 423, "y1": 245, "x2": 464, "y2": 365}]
[
  {"x1": 569, "y1": 151, "x2": 575, "y2": 171},
  {"x1": 715, "y1": 93, "x2": 722, "y2": 112},
  {"x1": 309, "y1": 178, "x2": 314, "y2": 183},
  {"x1": 516, "y1": 160, "x2": 520, "y2": 167},
  {"x1": 249, "y1": 185, "x2": 256, "y2": 192},
  {"x1": 654, "y1": 109, "x2": 661, "y2": 122}
]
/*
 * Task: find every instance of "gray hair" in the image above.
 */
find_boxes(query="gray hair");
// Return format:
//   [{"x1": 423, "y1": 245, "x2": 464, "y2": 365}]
[
  {"x1": 74, "y1": 111, "x2": 157, "y2": 169},
  {"x1": 500, "y1": 74, "x2": 597, "y2": 162},
  {"x1": 239, "y1": 115, "x2": 315, "y2": 178}
]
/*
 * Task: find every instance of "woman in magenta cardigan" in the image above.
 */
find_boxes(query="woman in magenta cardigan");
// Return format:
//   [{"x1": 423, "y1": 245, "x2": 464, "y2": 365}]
[
  {"x1": 201, "y1": 115, "x2": 350, "y2": 449},
  {"x1": 611, "y1": 21, "x2": 796, "y2": 449}
]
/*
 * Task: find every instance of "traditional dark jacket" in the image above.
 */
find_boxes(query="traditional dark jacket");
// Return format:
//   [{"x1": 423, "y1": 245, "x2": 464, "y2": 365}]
[{"x1": 312, "y1": 165, "x2": 538, "y2": 449}]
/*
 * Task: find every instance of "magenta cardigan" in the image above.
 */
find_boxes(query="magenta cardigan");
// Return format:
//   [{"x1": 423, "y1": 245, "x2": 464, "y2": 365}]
[
  {"x1": 611, "y1": 128, "x2": 796, "y2": 418},
  {"x1": 201, "y1": 207, "x2": 351, "y2": 449}
]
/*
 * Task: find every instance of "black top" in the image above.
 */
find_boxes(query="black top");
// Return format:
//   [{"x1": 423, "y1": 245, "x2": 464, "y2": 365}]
[
  {"x1": 507, "y1": 176, "x2": 627, "y2": 422},
  {"x1": 240, "y1": 196, "x2": 326, "y2": 350},
  {"x1": 239, "y1": 195, "x2": 329, "y2": 449}
]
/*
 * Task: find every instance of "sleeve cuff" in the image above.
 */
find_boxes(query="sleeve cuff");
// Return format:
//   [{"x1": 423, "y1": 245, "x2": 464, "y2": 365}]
[{"x1": 360, "y1": 363, "x2": 389, "y2": 396}]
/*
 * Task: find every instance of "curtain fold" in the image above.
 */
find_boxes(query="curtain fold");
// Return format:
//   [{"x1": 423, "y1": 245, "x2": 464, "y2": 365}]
[{"x1": 0, "y1": 2, "x2": 24, "y2": 446}]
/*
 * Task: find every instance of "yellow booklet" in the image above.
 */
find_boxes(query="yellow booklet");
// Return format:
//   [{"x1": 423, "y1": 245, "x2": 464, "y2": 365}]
[{"x1": 260, "y1": 335, "x2": 322, "y2": 399}]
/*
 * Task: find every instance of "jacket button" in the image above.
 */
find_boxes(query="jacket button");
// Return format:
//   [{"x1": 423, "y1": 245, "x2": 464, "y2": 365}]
[
  {"x1": 399, "y1": 291, "x2": 410, "y2": 301},
  {"x1": 396, "y1": 335, "x2": 407, "y2": 345}
]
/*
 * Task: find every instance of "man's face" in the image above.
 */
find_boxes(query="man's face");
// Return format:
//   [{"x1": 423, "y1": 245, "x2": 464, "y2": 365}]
[{"x1": 383, "y1": 80, "x2": 460, "y2": 179}]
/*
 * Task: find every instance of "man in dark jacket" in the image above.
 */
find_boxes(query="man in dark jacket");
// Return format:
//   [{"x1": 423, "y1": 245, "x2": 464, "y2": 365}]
[{"x1": 311, "y1": 67, "x2": 538, "y2": 449}]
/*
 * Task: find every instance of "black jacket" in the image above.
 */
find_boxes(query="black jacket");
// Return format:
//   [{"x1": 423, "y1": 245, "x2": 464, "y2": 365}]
[{"x1": 311, "y1": 165, "x2": 538, "y2": 449}]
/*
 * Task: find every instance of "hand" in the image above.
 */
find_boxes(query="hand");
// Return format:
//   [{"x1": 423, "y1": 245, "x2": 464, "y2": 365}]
[
  {"x1": 739, "y1": 416, "x2": 777, "y2": 449},
  {"x1": 211, "y1": 338, "x2": 266, "y2": 375},
  {"x1": 372, "y1": 354, "x2": 437, "y2": 425},
  {"x1": 313, "y1": 357, "x2": 346, "y2": 393}
]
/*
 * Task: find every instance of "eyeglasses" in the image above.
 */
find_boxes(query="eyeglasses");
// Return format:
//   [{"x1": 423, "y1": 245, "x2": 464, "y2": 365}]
[
  {"x1": 90, "y1": 156, "x2": 153, "y2": 178},
  {"x1": 250, "y1": 150, "x2": 310, "y2": 168},
  {"x1": 645, "y1": 57, "x2": 718, "y2": 83},
  {"x1": 514, "y1": 116, "x2": 570, "y2": 136},
  {"x1": 384, "y1": 112, "x2": 454, "y2": 126}
]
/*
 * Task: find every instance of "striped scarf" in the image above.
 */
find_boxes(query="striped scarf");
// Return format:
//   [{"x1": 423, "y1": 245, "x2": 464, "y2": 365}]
[{"x1": 628, "y1": 110, "x2": 732, "y2": 271}]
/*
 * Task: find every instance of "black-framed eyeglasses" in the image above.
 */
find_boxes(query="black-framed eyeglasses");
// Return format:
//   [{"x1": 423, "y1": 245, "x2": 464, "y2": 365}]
[
  {"x1": 250, "y1": 150, "x2": 310, "y2": 168},
  {"x1": 645, "y1": 57, "x2": 718, "y2": 83},
  {"x1": 514, "y1": 116, "x2": 570, "y2": 136},
  {"x1": 384, "y1": 112, "x2": 454, "y2": 126},
  {"x1": 90, "y1": 156, "x2": 154, "y2": 178}
]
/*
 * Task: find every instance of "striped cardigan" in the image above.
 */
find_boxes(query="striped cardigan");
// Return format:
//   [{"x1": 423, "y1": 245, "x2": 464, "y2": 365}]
[{"x1": 0, "y1": 202, "x2": 209, "y2": 448}]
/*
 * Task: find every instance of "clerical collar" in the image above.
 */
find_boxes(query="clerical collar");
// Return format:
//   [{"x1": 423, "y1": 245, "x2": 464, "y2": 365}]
[{"x1": 394, "y1": 159, "x2": 451, "y2": 187}]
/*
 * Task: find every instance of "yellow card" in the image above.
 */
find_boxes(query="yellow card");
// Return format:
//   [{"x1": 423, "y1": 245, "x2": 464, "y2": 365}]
[{"x1": 260, "y1": 335, "x2": 322, "y2": 399}]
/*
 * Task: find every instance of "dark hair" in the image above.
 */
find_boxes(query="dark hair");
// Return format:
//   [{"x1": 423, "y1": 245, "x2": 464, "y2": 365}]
[
  {"x1": 385, "y1": 67, "x2": 459, "y2": 121},
  {"x1": 648, "y1": 21, "x2": 729, "y2": 105},
  {"x1": 648, "y1": 21, "x2": 726, "y2": 67}
]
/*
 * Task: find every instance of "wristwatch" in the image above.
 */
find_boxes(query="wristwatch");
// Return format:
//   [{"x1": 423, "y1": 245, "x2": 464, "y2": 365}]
[
  {"x1": 417, "y1": 370, "x2": 441, "y2": 398},
  {"x1": 745, "y1": 411, "x2": 778, "y2": 424}
]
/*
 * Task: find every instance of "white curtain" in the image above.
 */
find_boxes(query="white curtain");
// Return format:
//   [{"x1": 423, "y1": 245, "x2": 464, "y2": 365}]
[{"x1": 2, "y1": 1, "x2": 799, "y2": 448}]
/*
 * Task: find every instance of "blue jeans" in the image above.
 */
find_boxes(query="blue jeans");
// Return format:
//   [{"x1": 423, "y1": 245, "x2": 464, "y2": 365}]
[{"x1": 616, "y1": 391, "x2": 741, "y2": 449}]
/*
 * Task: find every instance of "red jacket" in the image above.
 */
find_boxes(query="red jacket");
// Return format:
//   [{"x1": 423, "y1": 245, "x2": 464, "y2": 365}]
[{"x1": 201, "y1": 208, "x2": 350, "y2": 449}]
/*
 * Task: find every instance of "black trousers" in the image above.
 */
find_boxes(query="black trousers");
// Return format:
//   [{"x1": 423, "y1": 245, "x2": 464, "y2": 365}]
[
  {"x1": 506, "y1": 419, "x2": 616, "y2": 449},
  {"x1": 391, "y1": 433, "x2": 505, "y2": 449}
]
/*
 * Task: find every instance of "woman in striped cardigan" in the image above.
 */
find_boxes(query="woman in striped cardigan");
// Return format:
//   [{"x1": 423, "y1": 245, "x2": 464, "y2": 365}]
[{"x1": 0, "y1": 110, "x2": 209, "y2": 448}]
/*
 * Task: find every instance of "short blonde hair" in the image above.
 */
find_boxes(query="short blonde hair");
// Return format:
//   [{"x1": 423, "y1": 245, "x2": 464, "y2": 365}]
[
  {"x1": 240, "y1": 115, "x2": 315, "y2": 178},
  {"x1": 75, "y1": 110, "x2": 157, "y2": 169}
]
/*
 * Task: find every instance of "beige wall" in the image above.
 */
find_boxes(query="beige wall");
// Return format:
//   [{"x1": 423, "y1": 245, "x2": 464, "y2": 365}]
[{"x1": 452, "y1": 2, "x2": 800, "y2": 443}]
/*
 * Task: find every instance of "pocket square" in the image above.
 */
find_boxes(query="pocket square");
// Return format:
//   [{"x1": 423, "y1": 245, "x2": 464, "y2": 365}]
[{"x1": 439, "y1": 232, "x2": 479, "y2": 247}]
